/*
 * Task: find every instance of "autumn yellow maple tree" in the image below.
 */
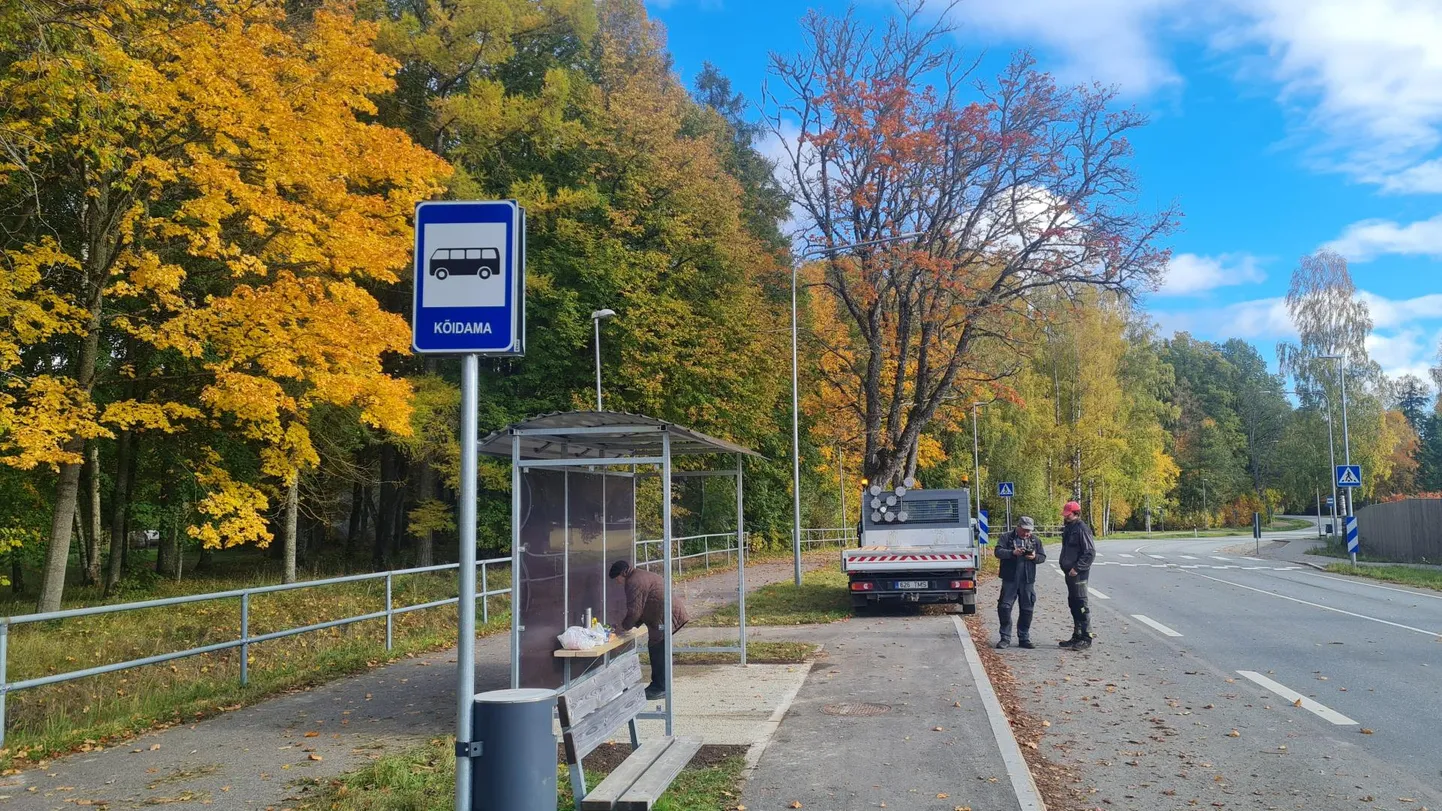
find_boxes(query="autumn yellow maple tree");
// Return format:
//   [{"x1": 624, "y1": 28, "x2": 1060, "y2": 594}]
[{"x1": 1, "y1": 0, "x2": 448, "y2": 607}]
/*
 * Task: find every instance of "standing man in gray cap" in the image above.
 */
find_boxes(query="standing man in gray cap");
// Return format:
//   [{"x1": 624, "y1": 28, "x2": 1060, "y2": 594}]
[{"x1": 994, "y1": 516, "x2": 1045, "y2": 649}]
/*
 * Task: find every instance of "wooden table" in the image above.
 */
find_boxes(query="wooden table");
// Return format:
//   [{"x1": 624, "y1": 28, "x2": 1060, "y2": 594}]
[{"x1": 554, "y1": 626, "x2": 646, "y2": 686}]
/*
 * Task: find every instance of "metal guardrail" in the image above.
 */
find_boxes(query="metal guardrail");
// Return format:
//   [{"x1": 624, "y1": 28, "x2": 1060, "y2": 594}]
[
  {"x1": 636, "y1": 532, "x2": 747, "y2": 572},
  {"x1": 0, "y1": 527, "x2": 855, "y2": 747},
  {"x1": 0, "y1": 556, "x2": 513, "y2": 747}
]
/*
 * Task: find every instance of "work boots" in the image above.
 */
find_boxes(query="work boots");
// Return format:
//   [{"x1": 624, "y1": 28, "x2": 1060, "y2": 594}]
[
  {"x1": 1058, "y1": 626, "x2": 1080, "y2": 648},
  {"x1": 995, "y1": 636, "x2": 1011, "y2": 649}
]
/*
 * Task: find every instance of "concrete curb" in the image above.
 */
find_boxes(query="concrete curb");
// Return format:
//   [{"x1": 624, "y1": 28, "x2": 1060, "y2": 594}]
[
  {"x1": 739, "y1": 662, "x2": 811, "y2": 780},
  {"x1": 952, "y1": 615, "x2": 1047, "y2": 811}
]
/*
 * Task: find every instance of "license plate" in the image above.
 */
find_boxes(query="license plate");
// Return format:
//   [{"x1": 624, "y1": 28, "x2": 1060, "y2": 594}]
[{"x1": 897, "y1": 580, "x2": 929, "y2": 589}]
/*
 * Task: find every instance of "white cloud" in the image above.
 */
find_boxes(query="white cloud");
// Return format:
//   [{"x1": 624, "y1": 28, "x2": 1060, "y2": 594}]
[
  {"x1": 1152, "y1": 296, "x2": 1295, "y2": 341},
  {"x1": 1327, "y1": 214, "x2": 1442, "y2": 262},
  {"x1": 1367, "y1": 325, "x2": 1442, "y2": 381},
  {"x1": 1155, "y1": 252, "x2": 1266, "y2": 296},
  {"x1": 1234, "y1": 0, "x2": 1442, "y2": 184},
  {"x1": 951, "y1": 0, "x2": 1442, "y2": 191},
  {"x1": 946, "y1": 0, "x2": 1188, "y2": 95},
  {"x1": 1358, "y1": 291, "x2": 1442, "y2": 329}
]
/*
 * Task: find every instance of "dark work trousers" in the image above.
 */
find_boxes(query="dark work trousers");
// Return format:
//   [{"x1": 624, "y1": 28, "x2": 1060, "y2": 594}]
[
  {"x1": 1065, "y1": 571, "x2": 1091, "y2": 637},
  {"x1": 648, "y1": 641, "x2": 666, "y2": 690},
  {"x1": 997, "y1": 578, "x2": 1036, "y2": 642}
]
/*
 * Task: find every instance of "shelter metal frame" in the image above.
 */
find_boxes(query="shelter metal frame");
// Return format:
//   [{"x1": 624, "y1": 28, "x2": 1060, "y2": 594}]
[{"x1": 478, "y1": 411, "x2": 759, "y2": 736}]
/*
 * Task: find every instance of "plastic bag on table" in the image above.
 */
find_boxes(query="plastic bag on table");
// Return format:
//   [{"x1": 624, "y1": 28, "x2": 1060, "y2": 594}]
[{"x1": 557, "y1": 625, "x2": 609, "y2": 650}]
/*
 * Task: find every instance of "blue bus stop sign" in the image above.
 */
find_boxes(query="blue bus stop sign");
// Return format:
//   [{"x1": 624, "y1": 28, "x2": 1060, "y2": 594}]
[{"x1": 412, "y1": 200, "x2": 525, "y2": 355}]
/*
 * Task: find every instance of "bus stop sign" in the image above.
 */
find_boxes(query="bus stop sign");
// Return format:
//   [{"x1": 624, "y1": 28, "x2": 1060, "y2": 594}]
[{"x1": 412, "y1": 200, "x2": 525, "y2": 355}]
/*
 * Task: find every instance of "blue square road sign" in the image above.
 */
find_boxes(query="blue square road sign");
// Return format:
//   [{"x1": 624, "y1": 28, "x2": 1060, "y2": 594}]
[
  {"x1": 1335, "y1": 465, "x2": 1362, "y2": 489},
  {"x1": 412, "y1": 200, "x2": 525, "y2": 355},
  {"x1": 997, "y1": 481, "x2": 1015, "y2": 498}
]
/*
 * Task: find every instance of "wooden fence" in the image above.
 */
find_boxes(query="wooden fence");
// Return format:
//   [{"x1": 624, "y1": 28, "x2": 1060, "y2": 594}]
[{"x1": 1355, "y1": 498, "x2": 1442, "y2": 563}]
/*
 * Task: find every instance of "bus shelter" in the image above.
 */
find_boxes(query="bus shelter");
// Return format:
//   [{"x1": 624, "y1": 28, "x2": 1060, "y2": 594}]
[{"x1": 477, "y1": 411, "x2": 758, "y2": 735}]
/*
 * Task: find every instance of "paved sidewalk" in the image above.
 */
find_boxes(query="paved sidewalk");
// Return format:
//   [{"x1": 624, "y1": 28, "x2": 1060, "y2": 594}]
[
  {"x1": 740, "y1": 618, "x2": 1025, "y2": 811},
  {"x1": 2, "y1": 558, "x2": 822, "y2": 810}
]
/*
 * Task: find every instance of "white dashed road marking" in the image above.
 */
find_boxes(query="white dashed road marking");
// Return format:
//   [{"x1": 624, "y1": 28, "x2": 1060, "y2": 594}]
[
  {"x1": 1087, "y1": 587, "x2": 1110, "y2": 600},
  {"x1": 1210, "y1": 556, "x2": 1230, "y2": 561},
  {"x1": 1179, "y1": 555, "x2": 1199, "y2": 560},
  {"x1": 1118, "y1": 553, "x2": 1135, "y2": 558},
  {"x1": 1131, "y1": 614, "x2": 1183, "y2": 637},
  {"x1": 1236, "y1": 671, "x2": 1358, "y2": 726}
]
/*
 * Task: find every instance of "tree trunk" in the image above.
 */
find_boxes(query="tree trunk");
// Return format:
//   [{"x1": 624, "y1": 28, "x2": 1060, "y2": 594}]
[
  {"x1": 375, "y1": 445, "x2": 397, "y2": 569},
  {"x1": 73, "y1": 502, "x2": 88, "y2": 575},
  {"x1": 37, "y1": 447, "x2": 87, "y2": 612},
  {"x1": 283, "y1": 476, "x2": 299, "y2": 584},
  {"x1": 105, "y1": 430, "x2": 132, "y2": 594},
  {"x1": 415, "y1": 461, "x2": 435, "y2": 567},
  {"x1": 85, "y1": 443, "x2": 103, "y2": 585},
  {"x1": 120, "y1": 440, "x2": 137, "y2": 571},
  {"x1": 346, "y1": 480, "x2": 364, "y2": 560},
  {"x1": 38, "y1": 180, "x2": 116, "y2": 611}
]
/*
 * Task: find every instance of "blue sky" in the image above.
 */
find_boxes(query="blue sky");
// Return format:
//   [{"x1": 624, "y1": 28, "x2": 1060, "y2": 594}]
[{"x1": 647, "y1": 0, "x2": 1442, "y2": 384}]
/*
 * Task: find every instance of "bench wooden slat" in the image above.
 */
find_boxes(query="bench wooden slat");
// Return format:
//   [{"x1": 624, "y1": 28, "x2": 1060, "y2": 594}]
[
  {"x1": 558, "y1": 652, "x2": 642, "y2": 728},
  {"x1": 577, "y1": 738, "x2": 674, "y2": 811},
  {"x1": 564, "y1": 683, "x2": 648, "y2": 764},
  {"x1": 614, "y1": 737, "x2": 702, "y2": 810}
]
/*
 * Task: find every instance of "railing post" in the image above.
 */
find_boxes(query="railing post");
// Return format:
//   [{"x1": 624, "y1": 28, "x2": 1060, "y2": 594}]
[
  {"x1": 1, "y1": 619, "x2": 9, "y2": 748},
  {"x1": 239, "y1": 592, "x2": 250, "y2": 687},
  {"x1": 385, "y1": 572, "x2": 394, "y2": 651},
  {"x1": 704, "y1": 536, "x2": 710, "y2": 571},
  {"x1": 481, "y1": 561, "x2": 489, "y2": 626}
]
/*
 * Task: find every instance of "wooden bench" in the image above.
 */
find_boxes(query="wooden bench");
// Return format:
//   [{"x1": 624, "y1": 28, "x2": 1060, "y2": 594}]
[{"x1": 558, "y1": 651, "x2": 701, "y2": 811}]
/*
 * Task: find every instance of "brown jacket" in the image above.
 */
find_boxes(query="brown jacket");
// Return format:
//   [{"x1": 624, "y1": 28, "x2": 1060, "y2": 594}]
[{"x1": 621, "y1": 566, "x2": 689, "y2": 644}]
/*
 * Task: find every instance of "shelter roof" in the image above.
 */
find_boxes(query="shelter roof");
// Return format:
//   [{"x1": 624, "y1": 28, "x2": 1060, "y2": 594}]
[{"x1": 477, "y1": 411, "x2": 760, "y2": 461}]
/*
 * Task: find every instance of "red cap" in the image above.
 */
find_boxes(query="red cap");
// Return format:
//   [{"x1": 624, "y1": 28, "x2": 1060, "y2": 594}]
[{"x1": 1063, "y1": 501, "x2": 1081, "y2": 516}]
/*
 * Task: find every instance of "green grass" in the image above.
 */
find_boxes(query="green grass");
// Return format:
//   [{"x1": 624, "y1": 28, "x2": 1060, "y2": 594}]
[
  {"x1": 1324, "y1": 563, "x2": 1442, "y2": 591},
  {"x1": 1310, "y1": 541, "x2": 1395, "y2": 562},
  {"x1": 298, "y1": 737, "x2": 746, "y2": 811},
  {"x1": 0, "y1": 567, "x2": 512, "y2": 769},
  {"x1": 667, "y1": 640, "x2": 819, "y2": 665},
  {"x1": 692, "y1": 567, "x2": 851, "y2": 626}
]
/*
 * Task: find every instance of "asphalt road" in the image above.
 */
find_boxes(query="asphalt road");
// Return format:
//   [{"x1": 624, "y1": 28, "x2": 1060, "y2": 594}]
[{"x1": 991, "y1": 530, "x2": 1442, "y2": 811}]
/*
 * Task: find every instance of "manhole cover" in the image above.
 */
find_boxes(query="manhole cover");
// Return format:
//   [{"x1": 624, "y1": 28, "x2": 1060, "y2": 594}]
[{"x1": 821, "y1": 702, "x2": 891, "y2": 717}]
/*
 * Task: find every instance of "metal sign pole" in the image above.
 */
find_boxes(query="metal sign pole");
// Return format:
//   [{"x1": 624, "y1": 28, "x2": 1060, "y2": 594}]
[{"x1": 454, "y1": 354, "x2": 480, "y2": 809}]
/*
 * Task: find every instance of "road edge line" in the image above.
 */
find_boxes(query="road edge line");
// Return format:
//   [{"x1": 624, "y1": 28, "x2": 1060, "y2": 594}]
[
  {"x1": 952, "y1": 615, "x2": 1048, "y2": 811},
  {"x1": 740, "y1": 662, "x2": 812, "y2": 779}
]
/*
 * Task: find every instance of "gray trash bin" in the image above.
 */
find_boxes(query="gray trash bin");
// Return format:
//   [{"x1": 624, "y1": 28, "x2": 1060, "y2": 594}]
[{"x1": 470, "y1": 687, "x2": 558, "y2": 811}]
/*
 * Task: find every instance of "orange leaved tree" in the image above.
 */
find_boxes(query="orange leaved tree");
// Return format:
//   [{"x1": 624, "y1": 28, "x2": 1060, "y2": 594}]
[{"x1": 767, "y1": 8, "x2": 1177, "y2": 486}]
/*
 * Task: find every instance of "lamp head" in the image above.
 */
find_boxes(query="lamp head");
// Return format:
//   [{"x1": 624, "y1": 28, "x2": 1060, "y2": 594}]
[{"x1": 591, "y1": 308, "x2": 616, "y2": 320}]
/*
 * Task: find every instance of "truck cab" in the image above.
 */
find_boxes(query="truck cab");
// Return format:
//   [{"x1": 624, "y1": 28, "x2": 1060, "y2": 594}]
[{"x1": 841, "y1": 486, "x2": 979, "y2": 614}]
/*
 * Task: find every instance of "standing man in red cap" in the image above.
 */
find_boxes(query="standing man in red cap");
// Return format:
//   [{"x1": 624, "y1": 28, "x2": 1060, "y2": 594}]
[{"x1": 1057, "y1": 501, "x2": 1096, "y2": 650}]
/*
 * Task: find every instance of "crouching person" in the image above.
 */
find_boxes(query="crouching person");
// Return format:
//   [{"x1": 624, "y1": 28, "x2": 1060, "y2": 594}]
[
  {"x1": 995, "y1": 516, "x2": 1045, "y2": 649},
  {"x1": 609, "y1": 560, "x2": 690, "y2": 699}
]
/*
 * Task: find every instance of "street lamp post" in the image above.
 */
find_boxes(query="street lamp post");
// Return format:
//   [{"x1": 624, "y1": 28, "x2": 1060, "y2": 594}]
[
  {"x1": 591, "y1": 308, "x2": 615, "y2": 410},
  {"x1": 789, "y1": 232, "x2": 921, "y2": 585}
]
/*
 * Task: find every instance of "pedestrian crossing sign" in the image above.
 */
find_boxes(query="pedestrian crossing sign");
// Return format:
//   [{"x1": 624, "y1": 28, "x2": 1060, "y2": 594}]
[
  {"x1": 1335, "y1": 465, "x2": 1362, "y2": 488},
  {"x1": 998, "y1": 481, "x2": 1015, "y2": 498}
]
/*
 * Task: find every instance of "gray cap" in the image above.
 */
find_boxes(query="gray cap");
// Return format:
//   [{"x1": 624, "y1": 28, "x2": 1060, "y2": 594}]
[{"x1": 1018, "y1": 516, "x2": 1036, "y2": 530}]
